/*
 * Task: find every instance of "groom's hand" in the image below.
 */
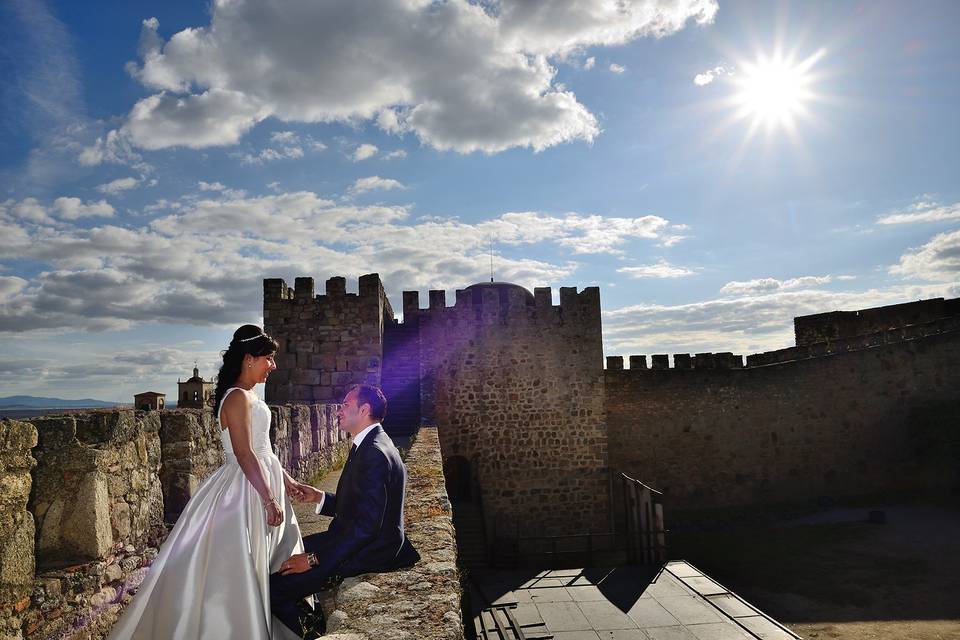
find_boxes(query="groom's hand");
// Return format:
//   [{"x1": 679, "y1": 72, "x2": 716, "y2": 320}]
[
  {"x1": 286, "y1": 482, "x2": 307, "y2": 501},
  {"x1": 279, "y1": 553, "x2": 311, "y2": 575},
  {"x1": 291, "y1": 483, "x2": 324, "y2": 504}
]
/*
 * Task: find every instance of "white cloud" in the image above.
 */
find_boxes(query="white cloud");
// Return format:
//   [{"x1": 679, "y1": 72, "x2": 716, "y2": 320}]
[
  {"x1": 6, "y1": 198, "x2": 54, "y2": 224},
  {"x1": 604, "y1": 282, "x2": 957, "y2": 357},
  {"x1": 270, "y1": 131, "x2": 298, "y2": 143},
  {"x1": 890, "y1": 229, "x2": 960, "y2": 282},
  {"x1": 125, "y1": 89, "x2": 267, "y2": 150},
  {"x1": 53, "y1": 197, "x2": 116, "y2": 220},
  {"x1": 235, "y1": 131, "x2": 323, "y2": 164},
  {"x1": 197, "y1": 181, "x2": 226, "y2": 191},
  {"x1": 876, "y1": 199, "x2": 960, "y2": 225},
  {"x1": 583, "y1": 57, "x2": 596, "y2": 70},
  {"x1": 241, "y1": 146, "x2": 304, "y2": 164},
  {"x1": 0, "y1": 276, "x2": 28, "y2": 301},
  {"x1": 349, "y1": 176, "x2": 406, "y2": 194},
  {"x1": 693, "y1": 64, "x2": 732, "y2": 86},
  {"x1": 497, "y1": 0, "x2": 718, "y2": 56},
  {"x1": 383, "y1": 150, "x2": 407, "y2": 160},
  {"x1": 0, "y1": 188, "x2": 689, "y2": 333},
  {"x1": 719, "y1": 275, "x2": 834, "y2": 296},
  {"x1": 617, "y1": 260, "x2": 696, "y2": 279},
  {"x1": 78, "y1": 129, "x2": 149, "y2": 170},
  {"x1": 105, "y1": 0, "x2": 713, "y2": 155},
  {"x1": 353, "y1": 144, "x2": 379, "y2": 162},
  {"x1": 609, "y1": 63, "x2": 626, "y2": 74},
  {"x1": 96, "y1": 176, "x2": 140, "y2": 194}
]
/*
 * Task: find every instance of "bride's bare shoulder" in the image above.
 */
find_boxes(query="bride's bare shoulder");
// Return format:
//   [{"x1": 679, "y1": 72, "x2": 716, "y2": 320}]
[{"x1": 222, "y1": 388, "x2": 251, "y2": 409}]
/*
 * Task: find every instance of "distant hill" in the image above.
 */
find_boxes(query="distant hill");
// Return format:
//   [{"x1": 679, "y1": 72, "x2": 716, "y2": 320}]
[{"x1": 0, "y1": 395, "x2": 121, "y2": 409}]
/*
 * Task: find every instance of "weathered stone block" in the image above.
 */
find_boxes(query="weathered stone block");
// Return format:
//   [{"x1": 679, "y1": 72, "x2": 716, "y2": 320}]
[
  {"x1": 332, "y1": 371, "x2": 354, "y2": 385},
  {"x1": 291, "y1": 369, "x2": 321, "y2": 385},
  {"x1": 159, "y1": 412, "x2": 199, "y2": 443},
  {"x1": 0, "y1": 512, "x2": 34, "y2": 587},
  {"x1": 32, "y1": 416, "x2": 77, "y2": 452},
  {"x1": 163, "y1": 472, "x2": 198, "y2": 520},
  {"x1": 75, "y1": 411, "x2": 138, "y2": 445}
]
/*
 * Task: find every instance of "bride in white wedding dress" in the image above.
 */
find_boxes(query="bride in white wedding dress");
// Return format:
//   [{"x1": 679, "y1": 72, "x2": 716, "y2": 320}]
[{"x1": 110, "y1": 325, "x2": 310, "y2": 639}]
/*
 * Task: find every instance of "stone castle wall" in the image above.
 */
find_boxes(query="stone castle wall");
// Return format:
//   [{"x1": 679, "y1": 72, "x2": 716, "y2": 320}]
[
  {"x1": 265, "y1": 274, "x2": 960, "y2": 540},
  {"x1": 408, "y1": 285, "x2": 610, "y2": 538},
  {"x1": 794, "y1": 296, "x2": 959, "y2": 346},
  {"x1": 0, "y1": 403, "x2": 352, "y2": 640},
  {"x1": 605, "y1": 322, "x2": 960, "y2": 511},
  {"x1": 264, "y1": 274, "x2": 393, "y2": 404}
]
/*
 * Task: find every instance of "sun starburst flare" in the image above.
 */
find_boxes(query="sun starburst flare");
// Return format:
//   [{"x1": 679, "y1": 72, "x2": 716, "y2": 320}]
[{"x1": 729, "y1": 49, "x2": 826, "y2": 138}]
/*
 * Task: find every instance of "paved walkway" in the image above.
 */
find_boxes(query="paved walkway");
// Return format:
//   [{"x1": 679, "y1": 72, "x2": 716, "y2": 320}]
[{"x1": 470, "y1": 561, "x2": 800, "y2": 640}]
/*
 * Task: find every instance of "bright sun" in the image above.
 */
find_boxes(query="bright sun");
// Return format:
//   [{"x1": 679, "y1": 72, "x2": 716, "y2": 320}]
[{"x1": 730, "y1": 50, "x2": 824, "y2": 134}]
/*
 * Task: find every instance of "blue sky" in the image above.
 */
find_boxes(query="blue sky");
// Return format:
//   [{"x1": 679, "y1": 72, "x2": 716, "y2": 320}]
[{"x1": 1, "y1": 0, "x2": 958, "y2": 401}]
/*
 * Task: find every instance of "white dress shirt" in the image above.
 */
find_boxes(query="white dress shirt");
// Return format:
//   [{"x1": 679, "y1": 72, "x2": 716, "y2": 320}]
[{"x1": 314, "y1": 422, "x2": 381, "y2": 514}]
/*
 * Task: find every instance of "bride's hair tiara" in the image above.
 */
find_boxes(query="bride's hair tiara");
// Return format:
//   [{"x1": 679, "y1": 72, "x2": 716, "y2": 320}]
[{"x1": 237, "y1": 333, "x2": 263, "y2": 342}]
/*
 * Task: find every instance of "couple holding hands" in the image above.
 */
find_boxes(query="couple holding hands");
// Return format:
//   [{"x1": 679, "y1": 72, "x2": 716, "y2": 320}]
[{"x1": 110, "y1": 324, "x2": 419, "y2": 639}]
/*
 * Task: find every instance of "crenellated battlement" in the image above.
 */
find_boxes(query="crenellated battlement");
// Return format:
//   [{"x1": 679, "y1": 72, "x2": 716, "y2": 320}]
[
  {"x1": 264, "y1": 273, "x2": 390, "y2": 304},
  {"x1": 400, "y1": 283, "x2": 601, "y2": 329},
  {"x1": 748, "y1": 313, "x2": 960, "y2": 366},
  {"x1": 605, "y1": 313, "x2": 960, "y2": 374},
  {"x1": 794, "y1": 296, "x2": 960, "y2": 346},
  {"x1": 263, "y1": 273, "x2": 393, "y2": 404},
  {"x1": 605, "y1": 352, "x2": 745, "y2": 371}
]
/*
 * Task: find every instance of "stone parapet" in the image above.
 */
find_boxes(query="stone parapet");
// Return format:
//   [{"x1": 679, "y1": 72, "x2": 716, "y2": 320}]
[
  {"x1": 0, "y1": 403, "x2": 348, "y2": 639},
  {"x1": 19, "y1": 410, "x2": 165, "y2": 639},
  {"x1": 0, "y1": 419, "x2": 38, "y2": 640}
]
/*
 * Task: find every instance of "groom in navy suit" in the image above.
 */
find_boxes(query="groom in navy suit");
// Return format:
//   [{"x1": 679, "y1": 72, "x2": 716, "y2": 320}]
[{"x1": 272, "y1": 384, "x2": 420, "y2": 637}]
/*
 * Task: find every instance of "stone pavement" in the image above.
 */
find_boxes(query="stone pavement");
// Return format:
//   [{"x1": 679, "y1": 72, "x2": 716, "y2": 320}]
[{"x1": 470, "y1": 561, "x2": 799, "y2": 640}]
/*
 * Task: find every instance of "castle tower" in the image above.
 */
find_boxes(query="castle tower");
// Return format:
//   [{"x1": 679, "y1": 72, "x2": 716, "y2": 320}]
[
  {"x1": 403, "y1": 280, "x2": 610, "y2": 538},
  {"x1": 263, "y1": 274, "x2": 393, "y2": 404},
  {"x1": 263, "y1": 274, "x2": 612, "y2": 537}
]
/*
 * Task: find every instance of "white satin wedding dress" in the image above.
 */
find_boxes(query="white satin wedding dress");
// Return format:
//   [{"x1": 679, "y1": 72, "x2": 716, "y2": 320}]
[{"x1": 110, "y1": 387, "x2": 306, "y2": 639}]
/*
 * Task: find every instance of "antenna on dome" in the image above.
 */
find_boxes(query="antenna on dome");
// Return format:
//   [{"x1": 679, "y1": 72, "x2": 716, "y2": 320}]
[{"x1": 488, "y1": 235, "x2": 495, "y2": 283}]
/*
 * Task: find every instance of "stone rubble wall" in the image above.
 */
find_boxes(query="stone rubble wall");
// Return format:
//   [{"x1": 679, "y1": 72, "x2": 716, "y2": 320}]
[
  {"x1": 157, "y1": 410, "x2": 224, "y2": 522},
  {"x1": 0, "y1": 420, "x2": 38, "y2": 640},
  {"x1": 22, "y1": 411, "x2": 165, "y2": 640},
  {"x1": 605, "y1": 326, "x2": 960, "y2": 511},
  {"x1": 410, "y1": 285, "x2": 609, "y2": 538},
  {"x1": 0, "y1": 401, "x2": 354, "y2": 640},
  {"x1": 793, "y1": 295, "x2": 959, "y2": 346},
  {"x1": 264, "y1": 274, "x2": 393, "y2": 404},
  {"x1": 324, "y1": 426, "x2": 463, "y2": 640}
]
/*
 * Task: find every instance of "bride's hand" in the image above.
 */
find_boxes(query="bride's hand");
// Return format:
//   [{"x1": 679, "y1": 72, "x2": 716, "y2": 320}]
[
  {"x1": 285, "y1": 481, "x2": 305, "y2": 501},
  {"x1": 264, "y1": 499, "x2": 283, "y2": 526}
]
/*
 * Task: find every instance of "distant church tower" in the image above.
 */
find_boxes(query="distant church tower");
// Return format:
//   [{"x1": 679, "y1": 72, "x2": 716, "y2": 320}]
[{"x1": 178, "y1": 364, "x2": 215, "y2": 409}]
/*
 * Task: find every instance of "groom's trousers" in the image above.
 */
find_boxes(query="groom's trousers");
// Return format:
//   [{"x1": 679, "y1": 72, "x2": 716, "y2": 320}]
[
  {"x1": 270, "y1": 530, "x2": 420, "y2": 636},
  {"x1": 270, "y1": 531, "x2": 339, "y2": 637}
]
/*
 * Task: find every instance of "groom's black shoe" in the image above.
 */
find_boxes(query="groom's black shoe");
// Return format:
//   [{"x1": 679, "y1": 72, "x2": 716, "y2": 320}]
[{"x1": 296, "y1": 601, "x2": 326, "y2": 639}]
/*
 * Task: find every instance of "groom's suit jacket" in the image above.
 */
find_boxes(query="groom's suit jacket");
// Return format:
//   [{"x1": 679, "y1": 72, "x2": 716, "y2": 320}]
[{"x1": 304, "y1": 424, "x2": 420, "y2": 576}]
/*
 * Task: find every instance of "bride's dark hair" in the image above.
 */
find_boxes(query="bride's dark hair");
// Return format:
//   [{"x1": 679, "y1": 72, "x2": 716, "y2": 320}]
[{"x1": 211, "y1": 324, "x2": 279, "y2": 412}]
